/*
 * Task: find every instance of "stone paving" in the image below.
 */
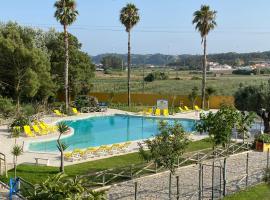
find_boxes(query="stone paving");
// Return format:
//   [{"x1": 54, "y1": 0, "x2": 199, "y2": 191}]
[{"x1": 108, "y1": 151, "x2": 268, "y2": 200}]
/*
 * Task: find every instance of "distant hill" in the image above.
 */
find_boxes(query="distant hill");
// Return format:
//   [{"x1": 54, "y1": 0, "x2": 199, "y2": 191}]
[{"x1": 91, "y1": 51, "x2": 270, "y2": 70}]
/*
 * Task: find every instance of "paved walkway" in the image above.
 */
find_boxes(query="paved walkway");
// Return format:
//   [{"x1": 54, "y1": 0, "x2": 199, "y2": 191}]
[{"x1": 108, "y1": 151, "x2": 268, "y2": 200}]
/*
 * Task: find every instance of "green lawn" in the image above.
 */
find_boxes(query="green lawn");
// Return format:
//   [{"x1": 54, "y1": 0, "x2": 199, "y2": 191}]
[
  {"x1": 223, "y1": 184, "x2": 270, "y2": 200},
  {"x1": 1, "y1": 138, "x2": 212, "y2": 185}
]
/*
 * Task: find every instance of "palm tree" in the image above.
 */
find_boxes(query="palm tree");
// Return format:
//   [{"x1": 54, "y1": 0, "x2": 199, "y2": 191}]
[
  {"x1": 205, "y1": 86, "x2": 216, "y2": 109},
  {"x1": 192, "y1": 5, "x2": 217, "y2": 109},
  {"x1": 57, "y1": 122, "x2": 69, "y2": 173},
  {"x1": 11, "y1": 144, "x2": 23, "y2": 178},
  {"x1": 54, "y1": 0, "x2": 79, "y2": 112},
  {"x1": 120, "y1": 3, "x2": 140, "y2": 106}
]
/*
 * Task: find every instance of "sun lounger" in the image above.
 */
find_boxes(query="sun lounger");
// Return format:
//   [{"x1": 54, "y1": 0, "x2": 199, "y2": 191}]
[
  {"x1": 23, "y1": 125, "x2": 35, "y2": 137},
  {"x1": 155, "y1": 108, "x2": 161, "y2": 116},
  {"x1": 184, "y1": 106, "x2": 190, "y2": 111},
  {"x1": 194, "y1": 105, "x2": 201, "y2": 111},
  {"x1": 163, "y1": 109, "x2": 169, "y2": 116},
  {"x1": 72, "y1": 107, "x2": 80, "y2": 115},
  {"x1": 53, "y1": 109, "x2": 65, "y2": 117},
  {"x1": 32, "y1": 125, "x2": 46, "y2": 135},
  {"x1": 178, "y1": 107, "x2": 185, "y2": 113}
]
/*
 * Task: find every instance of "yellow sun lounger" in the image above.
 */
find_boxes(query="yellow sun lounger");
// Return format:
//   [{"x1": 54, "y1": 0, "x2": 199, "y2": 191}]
[
  {"x1": 184, "y1": 106, "x2": 190, "y2": 111},
  {"x1": 32, "y1": 125, "x2": 46, "y2": 135},
  {"x1": 155, "y1": 108, "x2": 161, "y2": 116},
  {"x1": 163, "y1": 109, "x2": 169, "y2": 116},
  {"x1": 23, "y1": 125, "x2": 35, "y2": 137},
  {"x1": 72, "y1": 107, "x2": 80, "y2": 115},
  {"x1": 194, "y1": 105, "x2": 201, "y2": 111},
  {"x1": 144, "y1": 108, "x2": 153, "y2": 115},
  {"x1": 179, "y1": 107, "x2": 185, "y2": 113},
  {"x1": 53, "y1": 109, "x2": 65, "y2": 117},
  {"x1": 40, "y1": 121, "x2": 57, "y2": 132}
]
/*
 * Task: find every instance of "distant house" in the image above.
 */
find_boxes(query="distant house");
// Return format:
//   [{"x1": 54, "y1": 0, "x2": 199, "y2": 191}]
[{"x1": 209, "y1": 62, "x2": 232, "y2": 71}]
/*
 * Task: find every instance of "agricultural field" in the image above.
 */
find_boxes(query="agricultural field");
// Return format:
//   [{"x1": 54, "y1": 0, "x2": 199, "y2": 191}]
[{"x1": 92, "y1": 68, "x2": 270, "y2": 96}]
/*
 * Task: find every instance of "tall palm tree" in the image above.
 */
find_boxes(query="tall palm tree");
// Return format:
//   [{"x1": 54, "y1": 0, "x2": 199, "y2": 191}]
[
  {"x1": 11, "y1": 144, "x2": 23, "y2": 178},
  {"x1": 192, "y1": 5, "x2": 217, "y2": 109},
  {"x1": 54, "y1": 0, "x2": 79, "y2": 112},
  {"x1": 57, "y1": 122, "x2": 69, "y2": 173},
  {"x1": 120, "y1": 3, "x2": 140, "y2": 106}
]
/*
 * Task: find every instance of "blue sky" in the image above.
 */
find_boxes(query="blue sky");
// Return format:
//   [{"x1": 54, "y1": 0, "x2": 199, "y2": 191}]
[{"x1": 0, "y1": 0, "x2": 270, "y2": 55}]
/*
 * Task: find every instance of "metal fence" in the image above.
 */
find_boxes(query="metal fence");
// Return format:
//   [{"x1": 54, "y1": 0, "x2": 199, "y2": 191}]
[{"x1": 108, "y1": 150, "x2": 269, "y2": 200}]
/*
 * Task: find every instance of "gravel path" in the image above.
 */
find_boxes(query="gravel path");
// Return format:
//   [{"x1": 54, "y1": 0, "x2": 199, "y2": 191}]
[{"x1": 108, "y1": 151, "x2": 268, "y2": 200}]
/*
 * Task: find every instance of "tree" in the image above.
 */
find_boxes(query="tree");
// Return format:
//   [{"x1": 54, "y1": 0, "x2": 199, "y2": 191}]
[
  {"x1": 54, "y1": 0, "x2": 79, "y2": 112},
  {"x1": 0, "y1": 23, "x2": 55, "y2": 112},
  {"x1": 236, "y1": 111, "x2": 256, "y2": 142},
  {"x1": 57, "y1": 122, "x2": 69, "y2": 173},
  {"x1": 139, "y1": 121, "x2": 189, "y2": 198},
  {"x1": 26, "y1": 173, "x2": 106, "y2": 200},
  {"x1": 205, "y1": 86, "x2": 216, "y2": 109},
  {"x1": 11, "y1": 144, "x2": 23, "y2": 178},
  {"x1": 45, "y1": 30, "x2": 95, "y2": 98},
  {"x1": 196, "y1": 105, "x2": 240, "y2": 150},
  {"x1": 120, "y1": 3, "x2": 140, "y2": 106},
  {"x1": 188, "y1": 86, "x2": 199, "y2": 109},
  {"x1": 192, "y1": 5, "x2": 217, "y2": 109},
  {"x1": 101, "y1": 55, "x2": 123, "y2": 69},
  {"x1": 234, "y1": 82, "x2": 270, "y2": 133}
]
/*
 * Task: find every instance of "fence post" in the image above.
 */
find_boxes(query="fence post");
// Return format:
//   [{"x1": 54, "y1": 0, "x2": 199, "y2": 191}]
[
  {"x1": 134, "y1": 182, "x2": 138, "y2": 200},
  {"x1": 198, "y1": 163, "x2": 202, "y2": 200},
  {"x1": 246, "y1": 153, "x2": 249, "y2": 188},
  {"x1": 169, "y1": 172, "x2": 172, "y2": 200},
  {"x1": 223, "y1": 158, "x2": 227, "y2": 197},
  {"x1": 211, "y1": 160, "x2": 215, "y2": 200},
  {"x1": 130, "y1": 165, "x2": 133, "y2": 179},
  {"x1": 102, "y1": 172, "x2": 106, "y2": 186},
  {"x1": 267, "y1": 149, "x2": 269, "y2": 169},
  {"x1": 176, "y1": 176, "x2": 180, "y2": 200}
]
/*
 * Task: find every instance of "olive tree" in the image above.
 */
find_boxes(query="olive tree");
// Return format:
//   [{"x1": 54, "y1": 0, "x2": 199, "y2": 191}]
[{"x1": 139, "y1": 121, "x2": 189, "y2": 198}]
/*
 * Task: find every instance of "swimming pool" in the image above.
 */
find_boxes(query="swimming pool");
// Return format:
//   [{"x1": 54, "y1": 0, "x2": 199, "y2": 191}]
[{"x1": 28, "y1": 115, "x2": 197, "y2": 152}]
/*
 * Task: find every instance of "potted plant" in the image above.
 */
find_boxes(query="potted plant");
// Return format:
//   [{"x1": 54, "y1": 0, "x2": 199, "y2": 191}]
[{"x1": 255, "y1": 134, "x2": 270, "y2": 152}]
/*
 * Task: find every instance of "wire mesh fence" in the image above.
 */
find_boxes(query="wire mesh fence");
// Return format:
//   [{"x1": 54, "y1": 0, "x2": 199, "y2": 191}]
[{"x1": 108, "y1": 150, "x2": 269, "y2": 200}]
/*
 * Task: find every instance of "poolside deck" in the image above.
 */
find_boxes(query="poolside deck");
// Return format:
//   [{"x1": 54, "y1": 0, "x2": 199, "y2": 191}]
[{"x1": 0, "y1": 109, "x2": 211, "y2": 167}]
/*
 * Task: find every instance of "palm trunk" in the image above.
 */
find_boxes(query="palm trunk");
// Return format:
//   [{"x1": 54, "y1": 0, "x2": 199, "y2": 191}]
[
  {"x1": 127, "y1": 31, "x2": 131, "y2": 107},
  {"x1": 201, "y1": 37, "x2": 207, "y2": 109},
  {"x1": 14, "y1": 156, "x2": 17, "y2": 178},
  {"x1": 57, "y1": 135, "x2": 64, "y2": 173},
  {"x1": 64, "y1": 24, "x2": 69, "y2": 113}
]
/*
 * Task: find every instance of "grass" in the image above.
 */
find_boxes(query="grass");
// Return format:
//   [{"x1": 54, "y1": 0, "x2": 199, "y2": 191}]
[
  {"x1": 92, "y1": 69, "x2": 270, "y2": 95},
  {"x1": 1, "y1": 138, "x2": 212, "y2": 185},
  {"x1": 223, "y1": 184, "x2": 270, "y2": 200}
]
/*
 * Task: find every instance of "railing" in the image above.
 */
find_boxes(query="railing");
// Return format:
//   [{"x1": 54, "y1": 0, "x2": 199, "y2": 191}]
[
  {"x1": 0, "y1": 153, "x2": 7, "y2": 178},
  {"x1": 82, "y1": 143, "x2": 251, "y2": 188}
]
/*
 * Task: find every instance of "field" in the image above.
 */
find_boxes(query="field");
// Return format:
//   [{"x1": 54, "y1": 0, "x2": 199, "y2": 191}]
[{"x1": 92, "y1": 68, "x2": 270, "y2": 95}]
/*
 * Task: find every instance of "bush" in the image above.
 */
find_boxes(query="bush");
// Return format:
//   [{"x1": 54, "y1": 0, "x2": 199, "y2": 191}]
[
  {"x1": 144, "y1": 71, "x2": 168, "y2": 82},
  {"x1": 191, "y1": 76, "x2": 202, "y2": 80},
  {"x1": 144, "y1": 73, "x2": 155, "y2": 82},
  {"x1": 255, "y1": 134, "x2": 270, "y2": 143},
  {"x1": 74, "y1": 95, "x2": 99, "y2": 110},
  {"x1": 104, "y1": 68, "x2": 113, "y2": 75},
  {"x1": 232, "y1": 69, "x2": 254, "y2": 75},
  {"x1": 21, "y1": 104, "x2": 36, "y2": 117},
  {"x1": 0, "y1": 96, "x2": 15, "y2": 118},
  {"x1": 9, "y1": 115, "x2": 30, "y2": 130}
]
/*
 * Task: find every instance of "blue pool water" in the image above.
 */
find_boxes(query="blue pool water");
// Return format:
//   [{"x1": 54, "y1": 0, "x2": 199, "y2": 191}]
[{"x1": 28, "y1": 115, "x2": 196, "y2": 152}]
